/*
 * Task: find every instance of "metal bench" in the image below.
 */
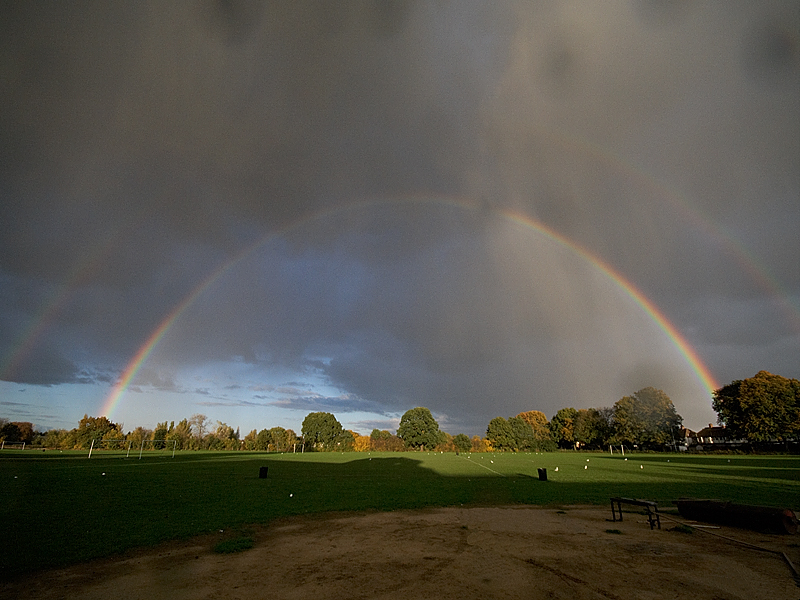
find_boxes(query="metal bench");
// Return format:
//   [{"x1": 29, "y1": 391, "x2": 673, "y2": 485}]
[{"x1": 610, "y1": 497, "x2": 661, "y2": 530}]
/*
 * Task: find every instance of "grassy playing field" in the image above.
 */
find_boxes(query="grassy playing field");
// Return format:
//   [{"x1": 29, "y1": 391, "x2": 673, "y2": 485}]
[{"x1": 2, "y1": 449, "x2": 798, "y2": 577}]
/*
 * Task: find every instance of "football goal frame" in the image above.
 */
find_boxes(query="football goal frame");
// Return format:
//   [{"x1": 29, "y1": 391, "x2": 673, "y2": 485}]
[
  {"x1": 88, "y1": 439, "x2": 177, "y2": 459},
  {"x1": 0, "y1": 441, "x2": 26, "y2": 450}
]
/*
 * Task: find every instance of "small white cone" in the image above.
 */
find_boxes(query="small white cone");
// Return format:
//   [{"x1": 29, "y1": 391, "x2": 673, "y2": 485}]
[
  {"x1": 640, "y1": 465, "x2": 643, "y2": 469},
  {"x1": 584, "y1": 465, "x2": 587, "y2": 470},
  {"x1": 555, "y1": 467, "x2": 559, "y2": 471}
]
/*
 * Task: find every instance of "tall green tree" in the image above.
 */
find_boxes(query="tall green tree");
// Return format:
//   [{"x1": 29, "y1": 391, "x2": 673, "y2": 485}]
[
  {"x1": 397, "y1": 407, "x2": 440, "y2": 450},
  {"x1": 486, "y1": 417, "x2": 516, "y2": 451},
  {"x1": 167, "y1": 419, "x2": 193, "y2": 449},
  {"x1": 453, "y1": 433, "x2": 471, "y2": 453},
  {"x1": 302, "y1": 412, "x2": 344, "y2": 451},
  {"x1": 574, "y1": 407, "x2": 614, "y2": 448},
  {"x1": 255, "y1": 428, "x2": 271, "y2": 451},
  {"x1": 549, "y1": 408, "x2": 578, "y2": 448},
  {"x1": 0, "y1": 420, "x2": 22, "y2": 443},
  {"x1": 75, "y1": 415, "x2": 118, "y2": 449},
  {"x1": 508, "y1": 416, "x2": 535, "y2": 451},
  {"x1": 336, "y1": 429, "x2": 355, "y2": 451},
  {"x1": 712, "y1": 371, "x2": 800, "y2": 441},
  {"x1": 612, "y1": 387, "x2": 681, "y2": 447},
  {"x1": 152, "y1": 422, "x2": 169, "y2": 449},
  {"x1": 516, "y1": 410, "x2": 556, "y2": 451}
]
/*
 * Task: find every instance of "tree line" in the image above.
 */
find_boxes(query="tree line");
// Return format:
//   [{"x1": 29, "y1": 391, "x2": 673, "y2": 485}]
[{"x1": 2, "y1": 373, "x2": 797, "y2": 451}]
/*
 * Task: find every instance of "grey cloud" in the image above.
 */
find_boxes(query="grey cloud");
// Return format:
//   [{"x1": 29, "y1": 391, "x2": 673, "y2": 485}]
[{"x1": 1, "y1": 2, "x2": 797, "y2": 433}]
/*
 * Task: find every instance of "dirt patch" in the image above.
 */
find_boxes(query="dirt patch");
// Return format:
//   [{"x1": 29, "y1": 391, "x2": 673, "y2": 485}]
[{"x1": 4, "y1": 506, "x2": 799, "y2": 599}]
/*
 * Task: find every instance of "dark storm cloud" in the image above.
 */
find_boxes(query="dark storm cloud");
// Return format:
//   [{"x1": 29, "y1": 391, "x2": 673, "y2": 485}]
[{"x1": 1, "y1": 1, "x2": 798, "y2": 431}]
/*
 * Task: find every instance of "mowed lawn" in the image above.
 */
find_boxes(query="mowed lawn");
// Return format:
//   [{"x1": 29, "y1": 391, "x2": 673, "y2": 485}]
[{"x1": 1, "y1": 450, "x2": 798, "y2": 577}]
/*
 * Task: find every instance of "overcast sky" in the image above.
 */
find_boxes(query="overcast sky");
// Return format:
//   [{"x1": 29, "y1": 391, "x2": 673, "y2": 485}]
[{"x1": 1, "y1": 1, "x2": 798, "y2": 437}]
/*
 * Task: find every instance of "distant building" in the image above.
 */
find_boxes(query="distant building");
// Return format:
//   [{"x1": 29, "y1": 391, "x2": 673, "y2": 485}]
[
  {"x1": 690, "y1": 424, "x2": 745, "y2": 450},
  {"x1": 695, "y1": 424, "x2": 728, "y2": 444},
  {"x1": 676, "y1": 427, "x2": 696, "y2": 451}
]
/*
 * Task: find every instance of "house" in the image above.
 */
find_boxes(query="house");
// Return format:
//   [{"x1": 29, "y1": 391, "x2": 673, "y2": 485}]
[
  {"x1": 676, "y1": 427, "x2": 696, "y2": 451},
  {"x1": 695, "y1": 424, "x2": 728, "y2": 445},
  {"x1": 691, "y1": 424, "x2": 745, "y2": 450}
]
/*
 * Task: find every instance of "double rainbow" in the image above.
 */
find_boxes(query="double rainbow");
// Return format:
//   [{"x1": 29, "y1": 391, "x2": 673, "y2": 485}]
[{"x1": 99, "y1": 196, "x2": 720, "y2": 419}]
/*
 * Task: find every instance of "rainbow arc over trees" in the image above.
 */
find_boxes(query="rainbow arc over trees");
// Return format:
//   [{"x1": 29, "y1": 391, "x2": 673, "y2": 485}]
[{"x1": 100, "y1": 196, "x2": 719, "y2": 419}]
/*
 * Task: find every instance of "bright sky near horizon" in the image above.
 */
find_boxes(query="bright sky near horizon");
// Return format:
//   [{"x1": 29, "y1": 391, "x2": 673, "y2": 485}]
[{"x1": 1, "y1": 1, "x2": 798, "y2": 437}]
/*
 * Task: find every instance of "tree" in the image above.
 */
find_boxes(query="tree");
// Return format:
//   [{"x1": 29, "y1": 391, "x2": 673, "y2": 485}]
[
  {"x1": 127, "y1": 426, "x2": 152, "y2": 449},
  {"x1": 486, "y1": 417, "x2": 516, "y2": 451},
  {"x1": 208, "y1": 421, "x2": 239, "y2": 450},
  {"x1": 453, "y1": 433, "x2": 471, "y2": 453},
  {"x1": 516, "y1": 410, "x2": 555, "y2": 450},
  {"x1": 574, "y1": 408, "x2": 614, "y2": 448},
  {"x1": 3, "y1": 422, "x2": 35, "y2": 444},
  {"x1": 712, "y1": 371, "x2": 800, "y2": 442},
  {"x1": 549, "y1": 408, "x2": 578, "y2": 448},
  {"x1": 507, "y1": 416, "x2": 534, "y2": 450},
  {"x1": 167, "y1": 419, "x2": 193, "y2": 449},
  {"x1": 267, "y1": 427, "x2": 286, "y2": 451},
  {"x1": 101, "y1": 425, "x2": 125, "y2": 449},
  {"x1": 353, "y1": 433, "x2": 371, "y2": 451},
  {"x1": 189, "y1": 414, "x2": 209, "y2": 440},
  {"x1": 336, "y1": 429, "x2": 355, "y2": 451},
  {"x1": 255, "y1": 428, "x2": 271, "y2": 451},
  {"x1": 612, "y1": 387, "x2": 681, "y2": 447},
  {"x1": 471, "y1": 435, "x2": 492, "y2": 452},
  {"x1": 371, "y1": 429, "x2": 391, "y2": 440},
  {"x1": 0, "y1": 421, "x2": 22, "y2": 443},
  {"x1": 397, "y1": 407, "x2": 441, "y2": 450},
  {"x1": 301, "y1": 412, "x2": 344, "y2": 451},
  {"x1": 370, "y1": 430, "x2": 405, "y2": 451},
  {"x1": 152, "y1": 422, "x2": 169, "y2": 449},
  {"x1": 243, "y1": 429, "x2": 258, "y2": 450},
  {"x1": 435, "y1": 431, "x2": 455, "y2": 452},
  {"x1": 75, "y1": 415, "x2": 118, "y2": 449}
]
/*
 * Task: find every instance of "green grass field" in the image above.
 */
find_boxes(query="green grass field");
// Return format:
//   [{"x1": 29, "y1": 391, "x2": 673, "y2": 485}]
[{"x1": 2, "y1": 449, "x2": 798, "y2": 578}]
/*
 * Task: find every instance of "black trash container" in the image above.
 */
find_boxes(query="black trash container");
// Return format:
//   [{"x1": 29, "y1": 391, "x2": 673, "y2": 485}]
[
  {"x1": 259, "y1": 466, "x2": 269, "y2": 479},
  {"x1": 538, "y1": 468, "x2": 547, "y2": 481}
]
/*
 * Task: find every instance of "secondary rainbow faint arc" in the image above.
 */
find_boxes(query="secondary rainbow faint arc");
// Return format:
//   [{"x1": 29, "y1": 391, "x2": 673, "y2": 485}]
[
  {"x1": 500, "y1": 207, "x2": 720, "y2": 394},
  {"x1": 539, "y1": 128, "x2": 800, "y2": 333},
  {"x1": 101, "y1": 196, "x2": 720, "y2": 419}
]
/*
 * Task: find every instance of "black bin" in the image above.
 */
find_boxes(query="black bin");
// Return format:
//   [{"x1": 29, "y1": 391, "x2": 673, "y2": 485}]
[
  {"x1": 538, "y1": 468, "x2": 547, "y2": 481},
  {"x1": 259, "y1": 466, "x2": 269, "y2": 479}
]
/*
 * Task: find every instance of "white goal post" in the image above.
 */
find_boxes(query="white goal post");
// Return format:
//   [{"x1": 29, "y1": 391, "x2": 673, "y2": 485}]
[
  {"x1": 88, "y1": 439, "x2": 177, "y2": 458},
  {"x1": 0, "y1": 441, "x2": 26, "y2": 450}
]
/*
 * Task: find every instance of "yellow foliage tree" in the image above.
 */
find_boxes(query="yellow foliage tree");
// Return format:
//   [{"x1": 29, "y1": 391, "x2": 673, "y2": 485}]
[
  {"x1": 471, "y1": 435, "x2": 492, "y2": 452},
  {"x1": 517, "y1": 410, "x2": 551, "y2": 440},
  {"x1": 352, "y1": 433, "x2": 371, "y2": 452}
]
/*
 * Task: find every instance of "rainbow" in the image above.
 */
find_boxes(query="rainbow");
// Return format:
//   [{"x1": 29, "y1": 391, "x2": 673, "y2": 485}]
[
  {"x1": 8, "y1": 133, "x2": 794, "y2": 407},
  {"x1": 100, "y1": 195, "x2": 719, "y2": 419},
  {"x1": 99, "y1": 236, "x2": 266, "y2": 418},
  {"x1": 538, "y1": 129, "x2": 800, "y2": 333},
  {"x1": 499, "y1": 207, "x2": 720, "y2": 393}
]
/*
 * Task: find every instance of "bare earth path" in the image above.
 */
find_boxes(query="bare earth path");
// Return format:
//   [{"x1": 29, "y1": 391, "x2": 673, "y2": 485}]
[{"x1": 4, "y1": 506, "x2": 799, "y2": 600}]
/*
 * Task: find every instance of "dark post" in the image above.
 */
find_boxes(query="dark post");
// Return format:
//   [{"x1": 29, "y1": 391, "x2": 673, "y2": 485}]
[
  {"x1": 259, "y1": 466, "x2": 268, "y2": 479},
  {"x1": 538, "y1": 468, "x2": 547, "y2": 481}
]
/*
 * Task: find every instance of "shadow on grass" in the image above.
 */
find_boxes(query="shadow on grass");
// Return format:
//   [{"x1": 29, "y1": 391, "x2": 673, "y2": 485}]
[{"x1": 1, "y1": 451, "x2": 798, "y2": 578}]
